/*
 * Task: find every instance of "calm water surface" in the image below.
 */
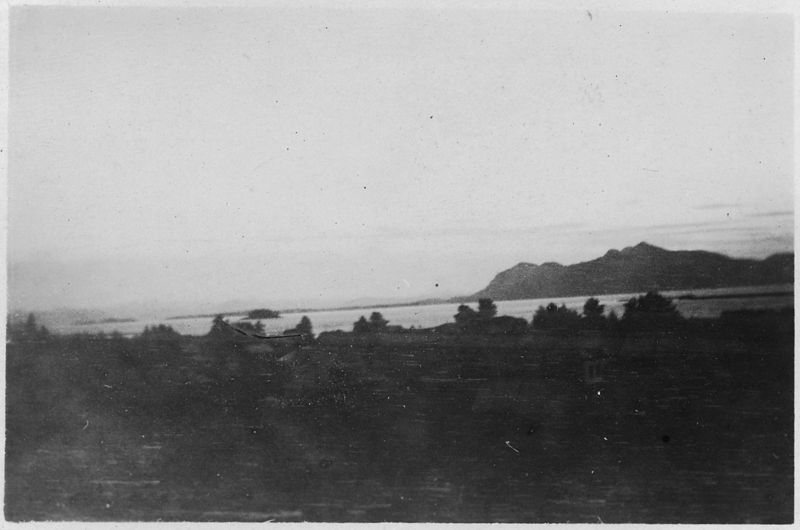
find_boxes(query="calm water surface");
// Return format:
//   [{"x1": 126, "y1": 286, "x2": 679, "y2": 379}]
[{"x1": 55, "y1": 284, "x2": 793, "y2": 337}]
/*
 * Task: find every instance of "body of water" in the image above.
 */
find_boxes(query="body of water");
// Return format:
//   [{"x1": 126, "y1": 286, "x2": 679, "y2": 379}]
[{"x1": 53, "y1": 284, "x2": 793, "y2": 338}]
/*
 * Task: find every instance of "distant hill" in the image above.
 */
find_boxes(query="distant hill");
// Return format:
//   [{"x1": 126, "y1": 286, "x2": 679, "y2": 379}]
[{"x1": 470, "y1": 242, "x2": 794, "y2": 301}]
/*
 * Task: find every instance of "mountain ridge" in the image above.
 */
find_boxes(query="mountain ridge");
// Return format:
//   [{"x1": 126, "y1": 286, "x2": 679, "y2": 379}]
[{"x1": 468, "y1": 242, "x2": 794, "y2": 302}]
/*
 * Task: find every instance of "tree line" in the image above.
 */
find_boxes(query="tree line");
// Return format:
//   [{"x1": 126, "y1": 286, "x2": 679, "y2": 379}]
[
  {"x1": 350, "y1": 291, "x2": 685, "y2": 335},
  {"x1": 4, "y1": 290, "x2": 750, "y2": 344}
]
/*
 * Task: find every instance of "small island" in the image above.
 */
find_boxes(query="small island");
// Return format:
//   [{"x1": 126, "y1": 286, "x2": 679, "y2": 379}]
[
  {"x1": 167, "y1": 308, "x2": 283, "y2": 320},
  {"x1": 74, "y1": 317, "x2": 137, "y2": 325},
  {"x1": 246, "y1": 308, "x2": 281, "y2": 319}
]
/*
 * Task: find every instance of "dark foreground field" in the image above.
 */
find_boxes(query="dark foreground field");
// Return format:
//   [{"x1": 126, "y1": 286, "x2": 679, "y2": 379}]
[{"x1": 5, "y1": 311, "x2": 793, "y2": 522}]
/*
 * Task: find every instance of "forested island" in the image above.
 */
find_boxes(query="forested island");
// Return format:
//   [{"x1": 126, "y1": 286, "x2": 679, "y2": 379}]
[
  {"x1": 166, "y1": 308, "x2": 282, "y2": 320},
  {"x1": 5, "y1": 292, "x2": 793, "y2": 523},
  {"x1": 73, "y1": 317, "x2": 137, "y2": 325},
  {"x1": 247, "y1": 308, "x2": 281, "y2": 319}
]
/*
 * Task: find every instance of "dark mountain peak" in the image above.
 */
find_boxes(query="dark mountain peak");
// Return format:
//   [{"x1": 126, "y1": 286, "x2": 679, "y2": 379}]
[
  {"x1": 621, "y1": 241, "x2": 664, "y2": 255},
  {"x1": 540, "y1": 261, "x2": 564, "y2": 269},
  {"x1": 470, "y1": 242, "x2": 793, "y2": 301}
]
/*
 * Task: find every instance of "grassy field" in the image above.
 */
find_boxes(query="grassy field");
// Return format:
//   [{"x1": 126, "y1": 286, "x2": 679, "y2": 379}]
[{"x1": 5, "y1": 311, "x2": 793, "y2": 522}]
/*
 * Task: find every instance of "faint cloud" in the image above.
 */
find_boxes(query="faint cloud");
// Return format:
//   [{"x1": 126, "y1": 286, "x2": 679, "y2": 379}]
[
  {"x1": 637, "y1": 219, "x2": 731, "y2": 231},
  {"x1": 747, "y1": 210, "x2": 793, "y2": 218},
  {"x1": 369, "y1": 223, "x2": 588, "y2": 241},
  {"x1": 693, "y1": 202, "x2": 743, "y2": 210}
]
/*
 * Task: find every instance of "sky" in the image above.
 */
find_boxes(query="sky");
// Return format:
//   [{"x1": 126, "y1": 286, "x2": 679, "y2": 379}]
[{"x1": 7, "y1": 5, "x2": 795, "y2": 315}]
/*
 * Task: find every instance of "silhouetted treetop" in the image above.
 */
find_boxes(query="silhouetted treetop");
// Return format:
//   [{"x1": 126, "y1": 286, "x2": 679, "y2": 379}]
[
  {"x1": 369, "y1": 312, "x2": 389, "y2": 329},
  {"x1": 583, "y1": 297, "x2": 605, "y2": 318},
  {"x1": 141, "y1": 324, "x2": 181, "y2": 340},
  {"x1": 297, "y1": 316, "x2": 313, "y2": 335},
  {"x1": 477, "y1": 298, "x2": 498, "y2": 319},
  {"x1": 285, "y1": 315, "x2": 314, "y2": 338},
  {"x1": 353, "y1": 316, "x2": 371, "y2": 333},
  {"x1": 454, "y1": 304, "x2": 478, "y2": 325},
  {"x1": 582, "y1": 297, "x2": 606, "y2": 330},
  {"x1": 623, "y1": 291, "x2": 679, "y2": 317},
  {"x1": 622, "y1": 291, "x2": 683, "y2": 330},
  {"x1": 25, "y1": 314, "x2": 38, "y2": 336},
  {"x1": 532, "y1": 303, "x2": 581, "y2": 331},
  {"x1": 207, "y1": 314, "x2": 232, "y2": 339},
  {"x1": 353, "y1": 312, "x2": 390, "y2": 333}
]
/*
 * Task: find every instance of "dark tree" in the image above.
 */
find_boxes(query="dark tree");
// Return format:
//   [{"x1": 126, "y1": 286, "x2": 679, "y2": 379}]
[
  {"x1": 369, "y1": 312, "x2": 389, "y2": 330},
  {"x1": 296, "y1": 316, "x2": 313, "y2": 336},
  {"x1": 582, "y1": 297, "x2": 606, "y2": 330},
  {"x1": 142, "y1": 323, "x2": 180, "y2": 340},
  {"x1": 583, "y1": 297, "x2": 604, "y2": 318},
  {"x1": 353, "y1": 316, "x2": 371, "y2": 333},
  {"x1": 254, "y1": 320, "x2": 266, "y2": 335},
  {"x1": 24, "y1": 313, "x2": 38, "y2": 337},
  {"x1": 454, "y1": 304, "x2": 478, "y2": 325},
  {"x1": 477, "y1": 298, "x2": 498, "y2": 319},
  {"x1": 605, "y1": 309, "x2": 621, "y2": 335},
  {"x1": 622, "y1": 291, "x2": 682, "y2": 330},
  {"x1": 285, "y1": 315, "x2": 313, "y2": 338},
  {"x1": 207, "y1": 314, "x2": 232, "y2": 339}
]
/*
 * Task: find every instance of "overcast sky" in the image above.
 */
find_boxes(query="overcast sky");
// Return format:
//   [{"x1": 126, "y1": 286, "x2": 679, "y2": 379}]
[{"x1": 8, "y1": 5, "x2": 794, "y2": 313}]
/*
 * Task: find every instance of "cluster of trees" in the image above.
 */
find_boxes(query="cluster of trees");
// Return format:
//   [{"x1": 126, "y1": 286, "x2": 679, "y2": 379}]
[
  {"x1": 5, "y1": 292, "x2": 688, "y2": 346},
  {"x1": 141, "y1": 324, "x2": 182, "y2": 341},
  {"x1": 7, "y1": 313, "x2": 50, "y2": 342},
  {"x1": 532, "y1": 291, "x2": 682, "y2": 332},
  {"x1": 620, "y1": 291, "x2": 682, "y2": 330},
  {"x1": 454, "y1": 298, "x2": 498, "y2": 325},
  {"x1": 532, "y1": 297, "x2": 612, "y2": 331},
  {"x1": 207, "y1": 315, "x2": 242, "y2": 340},
  {"x1": 532, "y1": 302, "x2": 586, "y2": 331},
  {"x1": 451, "y1": 299, "x2": 531, "y2": 335},
  {"x1": 353, "y1": 312, "x2": 390, "y2": 333},
  {"x1": 208, "y1": 314, "x2": 314, "y2": 340},
  {"x1": 345, "y1": 292, "x2": 684, "y2": 336}
]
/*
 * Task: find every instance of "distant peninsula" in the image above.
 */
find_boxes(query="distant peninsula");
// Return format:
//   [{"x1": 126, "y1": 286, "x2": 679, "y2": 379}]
[{"x1": 467, "y1": 242, "x2": 793, "y2": 302}]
